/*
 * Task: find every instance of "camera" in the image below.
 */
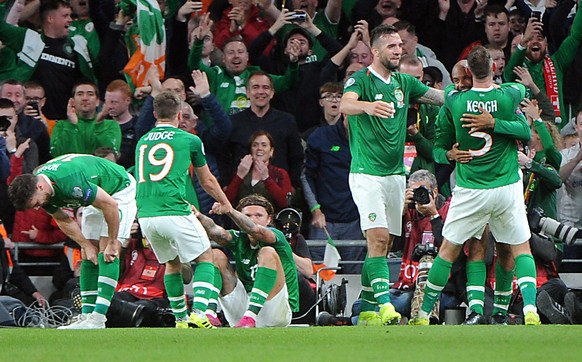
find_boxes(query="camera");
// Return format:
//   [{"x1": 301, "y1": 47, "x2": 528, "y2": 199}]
[
  {"x1": 0, "y1": 115, "x2": 11, "y2": 132},
  {"x1": 291, "y1": 10, "x2": 307, "y2": 22},
  {"x1": 413, "y1": 186, "x2": 432, "y2": 205},
  {"x1": 531, "y1": 11, "x2": 542, "y2": 21},
  {"x1": 411, "y1": 243, "x2": 438, "y2": 262},
  {"x1": 528, "y1": 207, "x2": 581, "y2": 246},
  {"x1": 274, "y1": 207, "x2": 302, "y2": 240}
]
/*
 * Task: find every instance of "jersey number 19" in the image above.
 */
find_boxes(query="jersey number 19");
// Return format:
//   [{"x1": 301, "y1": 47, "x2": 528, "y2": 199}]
[{"x1": 137, "y1": 143, "x2": 175, "y2": 183}]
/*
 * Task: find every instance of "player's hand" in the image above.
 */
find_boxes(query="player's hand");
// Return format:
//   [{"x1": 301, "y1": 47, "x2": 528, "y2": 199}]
[
  {"x1": 514, "y1": 66, "x2": 536, "y2": 90},
  {"x1": 83, "y1": 244, "x2": 99, "y2": 265},
  {"x1": 447, "y1": 143, "x2": 473, "y2": 163},
  {"x1": 236, "y1": 154, "x2": 253, "y2": 178},
  {"x1": 517, "y1": 151, "x2": 532, "y2": 168},
  {"x1": 103, "y1": 241, "x2": 120, "y2": 262},
  {"x1": 365, "y1": 101, "x2": 395, "y2": 118},
  {"x1": 67, "y1": 98, "x2": 78, "y2": 124},
  {"x1": 210, "y1": 201, "x2": 233, "y2": 215},
  {"x1": 311, "y1": 208, "x2": 326, "y2": 229},
  {"x1": 461, "y1": 107, "x2": 495, "y2": 134}
]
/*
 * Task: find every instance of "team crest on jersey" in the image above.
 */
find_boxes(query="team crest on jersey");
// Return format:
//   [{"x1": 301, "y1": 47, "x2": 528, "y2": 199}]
[
  {"x1": 72, "y1": 186, "x2": 83, "y2": 199},
  {"x1": 63, "y1": 43, "x2": 73, "y2": 56},
  {"x1": 368, "y1": 213, "x2": 377, "y2": 222},
  {"x1": 394, "y1": 89, "x2": 405, "y2": 108},
  {"x1": 345, "y1": 78, "x2": 355, "y2": 88}
]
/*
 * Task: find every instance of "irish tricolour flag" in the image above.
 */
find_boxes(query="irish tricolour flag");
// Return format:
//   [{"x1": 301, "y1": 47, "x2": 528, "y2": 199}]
[
  {"x1": 313, "y1": 229, "x2": 341, "y2": 281},
  {"x1": 122, "y1": 0, "x2": 166, "y2": 88}
]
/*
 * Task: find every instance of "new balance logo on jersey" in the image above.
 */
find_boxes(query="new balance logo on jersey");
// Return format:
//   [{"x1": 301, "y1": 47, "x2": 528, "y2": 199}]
[
  {"x1": 143, "y1": 131, "x2": 175, "y2": 141},
  {"x1": 375, "y1": 94, "x2": 383, "y2": 100},
  {"x1": 466, "y1": 100, "x2": 498, "y2": 113}
]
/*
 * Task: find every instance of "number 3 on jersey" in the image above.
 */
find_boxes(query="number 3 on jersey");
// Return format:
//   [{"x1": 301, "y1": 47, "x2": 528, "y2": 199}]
[
  {"x1": 469, "y1": 131, "x2": 493, "y2": 157},
  {"x1": 138, "y1": 143, "x2": 175, "y2": 182}
]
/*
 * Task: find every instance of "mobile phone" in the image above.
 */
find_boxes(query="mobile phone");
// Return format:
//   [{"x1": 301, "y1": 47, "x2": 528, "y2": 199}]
[
  {"x1": 28, "y1": 101, "x2": 40, "y2": 115},
  {"x1": 0, "y1": 115, "x2": 11, "y2": 132},
  {"x1": 407, "y1": 107, "x2": 418, "y2": 127},
  {"x1": 531, "y1": 11, "x2": 542, "y2": 21}
]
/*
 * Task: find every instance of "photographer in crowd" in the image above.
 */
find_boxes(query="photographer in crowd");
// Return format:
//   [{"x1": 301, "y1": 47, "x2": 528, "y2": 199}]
[{"x1": 388, "y1": 170, "x2": 450, "y2": 321}]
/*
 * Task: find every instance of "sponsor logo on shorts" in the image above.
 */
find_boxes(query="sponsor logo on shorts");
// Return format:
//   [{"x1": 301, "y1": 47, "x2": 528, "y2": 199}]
[{"x1": 368, "y1": 213, "x2": 376, "y2": 222}]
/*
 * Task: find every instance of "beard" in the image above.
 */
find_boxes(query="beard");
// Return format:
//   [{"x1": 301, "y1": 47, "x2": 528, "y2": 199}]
[{"x1": 381, "y1": 58, "x2": 399, "y2": 71}]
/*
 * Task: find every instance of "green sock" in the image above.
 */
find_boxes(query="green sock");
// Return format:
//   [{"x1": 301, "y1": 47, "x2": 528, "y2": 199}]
[
  {"x1": 192, "y1": 262, "x2": 215, "y2": 312},
  {"x1": 466, "y1": 261, "x2": 486, "y2": 315},
  {"x1": 80, "y1": 259, "x2": 99, "y2": 314},
  {"x1": 492, "y1": 261, "x2": 514, "y2": 315},
  {"x1": 515, "y1": 254, "x2": 538, "y2": 314},
  {"x1": 246, "y1": 266, "x2": 277, "y2": 318},
  {"x1": 360, "y1": 256, "x2": 377, "y2": 312},
  {"x1": 366, "y1": 256, "x2": 391, "y2": 305},
  {"x1": 93, "y1": 253, "x2": 120, "y2": 316},
  {"x1": 420, "y1": 256, "x2": 452, "y2": 316},
  {"x1": 164, "y1": 273, "x2": 188, "y2": 321},
  {"x1": 206, "y1": 266, "x2": 222, "y2": 315}
]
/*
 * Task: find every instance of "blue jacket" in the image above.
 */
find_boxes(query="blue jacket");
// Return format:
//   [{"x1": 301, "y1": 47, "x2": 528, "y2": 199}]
[{"x1": 305, "y1": 120, "x2": 359, "y2": 223}]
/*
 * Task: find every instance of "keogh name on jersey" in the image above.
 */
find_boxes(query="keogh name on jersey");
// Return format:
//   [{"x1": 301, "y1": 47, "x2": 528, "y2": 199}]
[{"x1": 466, "y1": 100, "x2": 498, "y2": 113}]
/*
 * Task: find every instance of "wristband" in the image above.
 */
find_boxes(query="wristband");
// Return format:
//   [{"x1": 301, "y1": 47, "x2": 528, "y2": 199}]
[
  {"x1": 8, "y1": 148, "x2": 17, "y2": 154},
  {"x1": 430, "y1": 214, "x2": 440, "y2": 221},
  {"x1": 310, "y1": 204, "x2": 321, "y2": 213}
]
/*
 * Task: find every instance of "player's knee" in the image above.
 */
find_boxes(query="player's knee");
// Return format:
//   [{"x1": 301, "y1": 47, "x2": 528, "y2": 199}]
[
  {"x1": 212, "y1": 248, "x2": 229, "y2": 270},
  {"x1": 257, "y1": 246, "x2": 279, "y2": 267}
]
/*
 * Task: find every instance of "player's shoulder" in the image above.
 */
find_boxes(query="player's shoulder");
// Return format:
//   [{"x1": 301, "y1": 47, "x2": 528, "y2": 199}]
[
  {"x1": 344, "y1": 68, "x2": 369, "y2": 89},
  {"x1": 499, "y1": 82, "x2": 526, "y2": 95}
]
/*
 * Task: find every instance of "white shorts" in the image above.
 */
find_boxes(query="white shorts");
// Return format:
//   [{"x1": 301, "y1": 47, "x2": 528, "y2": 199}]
[
  {"x1": 443, "y1": 181, "x2": 531, "y2": 245},
  {"x1": 82, "y1": 174, "x2": 137, "y2": 243},
  {"x1": 139, "y1": 213, "x2": 211, "y2": 264},
  {"x1": 349, "y1": 173, "x2": 405, "y2": 236},
  {"x1": 219, "y1": 278, "x2": 292, "y2": 328}
]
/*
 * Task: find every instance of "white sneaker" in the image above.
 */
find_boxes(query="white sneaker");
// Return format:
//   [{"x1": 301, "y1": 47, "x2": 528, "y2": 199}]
[
  {"x1": 58, "y1": 314, "x2": 88, "y2": 330},
  {"x1": 59, "y1": 313, "x2": 106, "y2": 330},
  {"x1": 79, "y1": 313, "x2": 107, "y2": 329}
]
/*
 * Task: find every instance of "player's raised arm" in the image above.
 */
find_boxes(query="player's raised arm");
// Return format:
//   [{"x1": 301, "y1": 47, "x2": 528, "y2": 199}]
[
  {"x1": 193, "y1": 207, "x2": 233, "y2": 247},
  {"x1": 217, "y1": 205, "x2": 277, "y2": 244}
]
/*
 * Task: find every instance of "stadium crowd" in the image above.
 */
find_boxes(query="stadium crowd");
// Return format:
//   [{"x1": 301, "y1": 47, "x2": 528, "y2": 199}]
[{"x1": 0, "y1": 0, "x2": 582, "y2": 328}]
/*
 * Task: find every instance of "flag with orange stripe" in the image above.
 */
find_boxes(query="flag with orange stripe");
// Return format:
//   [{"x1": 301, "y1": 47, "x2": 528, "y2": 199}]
[
  {"x1": 313, "y1": 230, "x2": 341, "y2": 281},
  {"x1": 122, "y1": 0, "x2": 166, "y2": 88}
]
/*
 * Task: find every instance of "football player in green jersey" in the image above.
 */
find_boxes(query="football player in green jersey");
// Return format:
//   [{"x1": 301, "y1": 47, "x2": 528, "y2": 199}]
[
  {"x1": 135, "y1": 74, "x2": 233, "y2": 329},
  {"x1": 340, "y1": 24, "x2": 444, "y2": 326},
  {"x1": 8, "y1": 154, "x2": 137, "y2": 329},
  {"x1": 195, "y1": 194, "x2": 299, "y2": 328},
  {"x1": 410, "y1": 45, "x2": 541, "y2": 326}
]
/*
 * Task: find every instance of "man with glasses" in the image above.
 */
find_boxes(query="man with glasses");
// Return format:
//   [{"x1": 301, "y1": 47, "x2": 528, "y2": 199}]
[{"x1": 304, "y1": 82, "x2": 365, "y2": 273}]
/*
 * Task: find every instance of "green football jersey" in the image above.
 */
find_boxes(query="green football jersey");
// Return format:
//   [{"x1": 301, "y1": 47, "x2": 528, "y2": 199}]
[
  {"x1": 344, "y1": 68, "x2": 430, "y2": 176},
  {"x1": 437, "y1": 83, "x2": 531, "y2": 189},
  {"x1": 227, "y1": 227, "x2": 299, "y2": 312},
  {"x1": 35, "y1": 154, "x2": 131, "y2": 214},
  {"x1": 135, "y1": 125, "x2": 207, "y2": 217}
]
